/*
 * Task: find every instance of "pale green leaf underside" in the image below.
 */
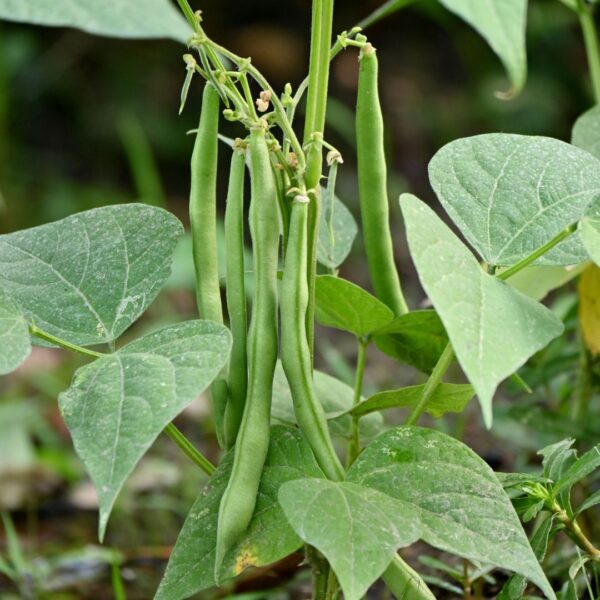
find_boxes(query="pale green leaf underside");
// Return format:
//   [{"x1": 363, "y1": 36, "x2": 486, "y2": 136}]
[
  {"x1": 401, "y1": 194, "x2": 563, "y2": 426},
  {"x1": 0, "y1": 288, "x2": 31, "y2": 375},
  {"x1": 0, "y1": 204, "x2": 183, "y2": 347},
  {"x1": 315, "y1": 275, "x2": 394, "y2": 337},
  {"x1": 572, "y1": 105, "x2": 600, "y2": 160},
  {"x1": 154, "y1": 426, "x2": 323, "y2": 600},
  {"x1": 272, "y1": 362, "x2": 384, "y2": 441},
  {"x1": 279, "y1": 479, "x2": 421, "y2": 600},
  {"x1": 345, "y1": 382, "x2": 474, "y2": 419},
  {"x1": 0, "y1": 0, "x2": 191, "y2": 42},
  {"x1": 505, "y1": 263, "x2": 588, "y2": 301},
  {"x1": 58, "y1": 320, "x2": 231, "y2": 540},
  {"x1": 348, "y1": 427, "x2": 555, "y2": 600},
  {"x1": 429, "y1": 134, "x2": 600, "y2": 266},
  {"x1": 317, "y1": 190, "x2": 358, "y2": 269},
  {"x1": 580, "y1": 198, "x2": 600, "y2": 265},
  {"x1": 439, "y1": 0, "x2": 527, "y2": 93}
]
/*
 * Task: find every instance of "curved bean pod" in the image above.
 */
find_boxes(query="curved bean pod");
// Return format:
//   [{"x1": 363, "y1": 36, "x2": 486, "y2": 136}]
[
  {"x1": 189, "y1": 82, "x2": 228, "y2": 445},
  {"x1": 281, "y1": 195, "x2": 344, "y2": 482},
  {"x1": 215, "y1": 125, "x2": 279, "y2": 579},
  {"x1": 356, "y1": 43, "x2": 408, "y2": 316},
  {"x1": 223, "y1": 146, "x2": 248, "y2": 449}
]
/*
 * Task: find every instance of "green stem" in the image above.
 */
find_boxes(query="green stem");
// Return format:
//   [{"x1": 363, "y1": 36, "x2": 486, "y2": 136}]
[
  {"x1": 347, "y1": 338, "x2": 368, "y2": 466},
  {"x1": 573, "y1": 330, "x2": 592, "y2": 422},
  {"x1": 304, "y1": 0, "x2": 335, "y2": 143},
  {"x1": 303, "y1": 0, "x2": 335, "y2": 360},
  {"x1": 175, "y1": 0, "x2": 200, "y2": 33},
  {"x1": 578, "y1": 1, "x2": 600, "y2": 104},
  {"x1": 497, "y1": 224, "x2": 577, "y2": 281},
  {"x1": 357, "y1": 0, "x2": 417, "y2": 30},
  {"x1": 552, "y1": 501, "x2": 600, "y2": 559},
  {"x1": 164, "y1": 423, "x2": 216, "y2": 475},
  {"x1": 404, "y1": 342, "x2": 455, "y2": 426},
  {"x1": 29, "y1": 324, "x2": 105, "y2": 358}
]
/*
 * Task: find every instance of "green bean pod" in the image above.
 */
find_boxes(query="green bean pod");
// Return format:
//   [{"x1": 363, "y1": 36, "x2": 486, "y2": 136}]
[
  {"x1": 190, "y1": 82, "x2": 228, "y2": 445},
  {"x1": 215, "y1": 125, "x2": 279, "y2": 579},
  {"x1": 281, "y1": 195, "x2": 344, "y2": 482},
  {"x1": 356, "y1": 43, "x2": 408, "y2": 316},
  {"x1": 223, "y1": 146, "x2": 248, "y2": 449}
]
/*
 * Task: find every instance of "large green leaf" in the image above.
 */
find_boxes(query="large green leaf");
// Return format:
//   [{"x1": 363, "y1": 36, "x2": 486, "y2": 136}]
[
  {"x1": 438, "y1": 0, "x2": 527, "y2": 94},
  {"x1": 338, "y1": 383, "x2": 473, "y2": 420},
  {"x1": 428, "y1": 134, "x2": 600, "y2": 266},
  {"x1": 59, "y1": 320, "x2": 231, "y2": 540},
  {"x1": 271, "y1": 362, "x2": 383, "y2": 441},
  {"x1": 317, "y1": 190, "x2": 358, "y2": 269},
  {"x1": 0, "y1": 204, "x2": 183, "y2": 347},
  {"x1": 572, "y1": 105, "x2": 600, "y2": 159},
  {"x1": 373, "y1": 310, "x2": 448, "y2": 373},
  {"x1": 348, "y1": 427, "x2": 555, "y2": 600},
  {"x1": 401, "y1": 194, "x2": 563, "y2": 426},
  {"x1": 315, "y1": 275, "x2": 394, "y2": 337},
  {"x1": 279, "y1": 479, "x2": 421, "y2": 600},
  {"x1": 580, "y1": 198, "x2": 600, "y2": 266},
  {"x1": 0, "y1": 288, "x2": 30, "y2": 375},
  {"x1": 0, "y1": 0, "x2": 191, "y2": 42},
  {"x1": 154, "y1": 426, "x2": 323, "y2": 600}
]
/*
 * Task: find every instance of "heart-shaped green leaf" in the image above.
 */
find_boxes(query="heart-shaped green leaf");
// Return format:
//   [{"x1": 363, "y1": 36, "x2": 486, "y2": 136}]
[
  {"x1": 315, "y1": 275, "x2": 394, "y2": 337},
  {"x1": 373, "y1": 310, "x2": 448, "y2": 373},
  {"x1": 59, "y1": 320, "x2": 231, "y2": 539},
  {"x1": 317, "y1": 190, "x2": 357, "y2": 269},
  {"x1": 0, "y1": 0, "x2": 191, "y2": 42},
  {"x1": 401, "y1": 194, "x2": 564, "y2": 426},
  {"x1": 0, "y1": 204, "x2": 183, "y2": 347},
  {"x1": 279, "y1": 479, "x2": 421, "y2": 600},
  {"x1": 339, "y1": 383, "x2": 473, "y2": 420},
  {"x1": 154, "y1": 426, "x2": 323, "y2": 600},
  {"x1": 348, "y1": 427, "x2": 555, "y2": 600},
  {"x1": 438, "y1": 0, "x2": 527, "y2": 94},
  {"x1": 428, "y1": 134, "x2": 600, "y2": 266},
  {"x1": 0, "y1": 288, "x2": 30, "y2": 375},
  {"x1": 272, "y1": 362, "x2": 384, "y2": 441},
  {"x1": 580, "y1": 198, "x2": 600, "y2": 266}
]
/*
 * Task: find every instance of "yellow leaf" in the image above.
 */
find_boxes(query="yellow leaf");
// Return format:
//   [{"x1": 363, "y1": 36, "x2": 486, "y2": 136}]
[{"x1": 579, "y1": 265, "x2": 600, "y2": 355}]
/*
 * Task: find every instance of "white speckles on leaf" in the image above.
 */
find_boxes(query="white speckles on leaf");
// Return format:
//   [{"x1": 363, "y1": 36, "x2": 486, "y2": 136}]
[{"x1": 58, "y1": 320, "x2": 231, "y2": 541}]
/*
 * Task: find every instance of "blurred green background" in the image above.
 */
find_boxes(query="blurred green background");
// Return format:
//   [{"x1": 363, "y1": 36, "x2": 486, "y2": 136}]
[{"x1": 0, "y1": 1, "x2": 598, "y2": 598}]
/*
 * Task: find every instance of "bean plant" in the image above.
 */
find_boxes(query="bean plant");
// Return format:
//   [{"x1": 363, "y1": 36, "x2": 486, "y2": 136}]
[{"x1": 1, "y1": 0, "x2": 600, "y2": 598}]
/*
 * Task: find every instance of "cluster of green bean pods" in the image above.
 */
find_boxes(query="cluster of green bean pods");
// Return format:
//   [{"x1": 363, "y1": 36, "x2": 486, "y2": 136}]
[
  {"x1": 356, "y1": 43, "x2": 409, "y2": 316},
  {"x1": 215, "y1": 124, "x2": 279, "y2": 578}
]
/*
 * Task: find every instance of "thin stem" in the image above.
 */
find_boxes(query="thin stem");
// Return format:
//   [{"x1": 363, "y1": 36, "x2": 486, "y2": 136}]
[
  {"x1": 497, "y1": 224, "x2": 577, "y2": 281},
  {"x1": 578, "y1": 1, "x2": 600, "y2": 104},
  {"x1": 552, "y1": 502, "x2": 600, "y2": 559},
  {"x1": 357, "y1": 0, "x2": 417, "y2": 30},
  {"x1": 204, "y1": 39, "x2": 305, "y2": 165},
  {"x1": 164, "y1": 423, "x2": 216, "y2": 476},
  {"x1": 29, "y1": 324, "x2": 105, "y2": 358},
  {"x1": 573, "y1": 331, "x2": 592, "y2": 422},
  {"x1": 347, "y1": 338, "x2": 368, "y2": 467},
  {"x1": 404, "y1": 342, "x2": 455, "y2": 426},
  {"x1": 175, "y1": 0, "x2": 201, "y2": 33}
]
